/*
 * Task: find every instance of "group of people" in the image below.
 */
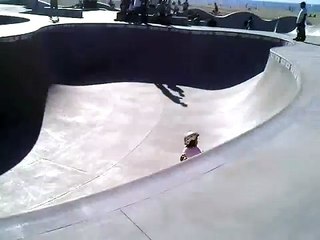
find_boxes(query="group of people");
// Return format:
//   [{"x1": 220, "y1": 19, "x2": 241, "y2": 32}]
[
  {"x1": 154, "y1": 0, "x2": 190, "y2": 16},
  {"x1": 120, "y1": 0, "x2": 148, "y2": 23},
  {"x1": 120, "y1": 0, "x2": 190, "y2": 24}
]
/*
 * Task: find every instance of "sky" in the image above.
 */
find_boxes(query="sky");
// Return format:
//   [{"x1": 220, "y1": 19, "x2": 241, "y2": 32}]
[{"x1": 254, "y1": 0, "x2": 319, "y2": 4}]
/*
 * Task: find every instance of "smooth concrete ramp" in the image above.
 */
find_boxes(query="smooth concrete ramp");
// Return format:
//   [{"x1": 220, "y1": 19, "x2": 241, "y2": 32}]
[{"x1": 0, "y1": 23, "x2": 299, "y2": 218}]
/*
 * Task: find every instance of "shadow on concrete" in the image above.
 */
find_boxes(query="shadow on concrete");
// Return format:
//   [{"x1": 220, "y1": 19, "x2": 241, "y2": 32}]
[
  {"x1": 304, "y1": 41, "x2": 320, "y2": 46},
  {"x1": 155, "y1": 84, "x2": 188, "y2": 107},
  {"x1": 167, "y1": 84, "x2": 185, "y2": 97}
]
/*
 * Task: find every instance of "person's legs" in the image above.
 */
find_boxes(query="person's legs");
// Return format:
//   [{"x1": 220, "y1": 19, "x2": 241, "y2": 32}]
[
  {"x1": 294, "y1": 25, "x2": 302, "y2": 41},
  {"x1": 134, "y1": 7, "x2": 141, "y2": 23},
  {"x1": 158, "y1": 13, "x2": 165, "y2": 24},
  {"x1": 49, "y1": 0, "x2": 53, "y2": 19},
  {"x1": 126, "y1": 10, "x2": 133, "y2": 22},
  {"x1": 50, "y1": 0, "x2": 58, "y2": 19},
  {"x1": 140, "y1": 5, "x2": 148, "y2": 24},
  {"x1": 300, "y1": 26, "x2": 306, "y2": 41}
]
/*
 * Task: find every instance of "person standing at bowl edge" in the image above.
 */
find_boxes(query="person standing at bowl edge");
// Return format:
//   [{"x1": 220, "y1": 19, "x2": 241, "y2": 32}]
[{"x1": 294, "y1": 1, "x2": 307, "y2": 42}]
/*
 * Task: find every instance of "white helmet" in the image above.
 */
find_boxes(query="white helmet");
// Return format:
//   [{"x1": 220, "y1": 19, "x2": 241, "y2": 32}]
[{"x1": 184, "y1": 131, "x2": 199, "y2": 146}]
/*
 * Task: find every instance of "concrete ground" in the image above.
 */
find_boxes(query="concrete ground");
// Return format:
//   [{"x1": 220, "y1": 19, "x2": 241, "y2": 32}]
[{"x1": 0, "y1": 4, "x2": 320, "y2": 240}]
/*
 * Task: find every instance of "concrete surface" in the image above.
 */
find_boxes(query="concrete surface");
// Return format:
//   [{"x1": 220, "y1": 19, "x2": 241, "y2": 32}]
[
  {"x1": 32, "y1": 7, "x2": 83, "y2": 18},
  {"x1": 0, "y1": 4, "x2": 320, "y2": 240}
]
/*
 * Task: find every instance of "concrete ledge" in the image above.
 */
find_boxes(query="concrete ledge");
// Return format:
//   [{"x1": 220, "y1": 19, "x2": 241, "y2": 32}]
[
  {"x1": 35, "y1": 7, "x2": 83, "y2": 18},
  {"x1": 96, "y1": 2, "x2": 119, "y2": 11}
]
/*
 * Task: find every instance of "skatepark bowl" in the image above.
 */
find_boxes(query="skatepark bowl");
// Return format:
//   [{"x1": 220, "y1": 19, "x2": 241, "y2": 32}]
[
  {"x1": 0, "y1": 22, "x2": 299, "y2": 215},
  {"x1": 2, "y1": 12, "x2": 320, "y2": 239},
  {"x1": 0, "y1": 15, "x2": 29, "y2": 24}
]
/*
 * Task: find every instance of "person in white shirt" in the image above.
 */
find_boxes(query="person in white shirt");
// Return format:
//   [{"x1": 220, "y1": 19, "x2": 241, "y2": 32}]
[
  {"x1": 294, "y1": 2, "x2": 307, "y2": 42},
  {"x1": 133, "y1": 0, "x2": 141, "y2": 9}
]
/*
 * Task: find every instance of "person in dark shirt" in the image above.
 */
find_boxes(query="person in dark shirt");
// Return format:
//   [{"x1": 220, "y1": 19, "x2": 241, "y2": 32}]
[
  {"x1": 213, "y1": 2, "x2": 219, "y2": 15},
  {"x1": 182, "y1": 0, "x2": 189, "y2": 13},
  {"x1": 140, "y1": 0, "x2": 148, "y2": 24},
  {"x1": 244, "y1": 16, "x2": 253, "y2": 30}
]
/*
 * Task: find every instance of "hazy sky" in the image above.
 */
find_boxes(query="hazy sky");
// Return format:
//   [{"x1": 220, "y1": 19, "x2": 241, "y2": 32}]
[{"x1": 255, "y1": 0, "x2": 319, "y2": 4}]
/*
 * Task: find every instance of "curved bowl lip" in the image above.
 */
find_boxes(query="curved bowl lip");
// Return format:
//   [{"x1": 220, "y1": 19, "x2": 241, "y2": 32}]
[
  {"x1": 0, "y1": 14, "x2": 30, "y2": 25},
  {"x1": 0, "y1": 18, "x2": 294, "y2": 43},
  {"x1": 189, "y1": 8, "x2": 296, "y2": 22}
]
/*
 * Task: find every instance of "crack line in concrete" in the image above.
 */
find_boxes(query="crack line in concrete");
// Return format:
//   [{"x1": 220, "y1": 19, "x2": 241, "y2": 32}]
[{"x1": 120, "y1": 209, "x2": 152, "y2": 240}]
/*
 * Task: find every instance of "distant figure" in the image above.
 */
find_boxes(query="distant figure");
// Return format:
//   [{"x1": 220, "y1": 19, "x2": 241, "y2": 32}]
[
  {"x1": 155, "y1": 0, "x2": 166, "y2": 16},
  {"x1": 166, "y1": 0, "x2": 172, "y2": 15},
  {"x1": 177, "y1": 0, "x2": 181, "y2": 5},
  {"x1": 108, "y1": 0, "x2": 115, "y2": 8},
  {"x1": 126, "y1": 0, "x2": 140, "y2": 22},
  {"x1": 140, "y1": 0, "x2": 148, "y2": 24},
  {"x1": 213, "y1": 2, "x2": 219, "y2": 15},
  {"x1": 49, "y1": 0, "x2": 59, "y2": 22},
  {"x1": 191, "y1": 13, "x2": 200, "y2": 25},
  {"x1": 120, "y1": 0, "x2": 131, "y2": 12},
  {"x1": 172, "y1": 1, "x2": 179, "y2": 15},
  {"x1": 294, "y1": 1, "x2": 307, "y2": 42},
  {"x1": 244, "y1": 16, "x2": 253, "y2": 30},
  {"x1": 180, "y1": 131, "x2": 202, "y2": 161},
  {"x1": 155, "y1": 0, "x2": 169, "y2": 24},
  {"x1": 182, "y1": 0, "x2": 189, "y2": 13}
]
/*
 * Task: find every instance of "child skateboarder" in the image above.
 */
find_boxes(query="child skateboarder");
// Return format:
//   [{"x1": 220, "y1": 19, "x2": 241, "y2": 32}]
[{"x1": 180, "y1": 131, "x2": 202, "y2": 161}]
